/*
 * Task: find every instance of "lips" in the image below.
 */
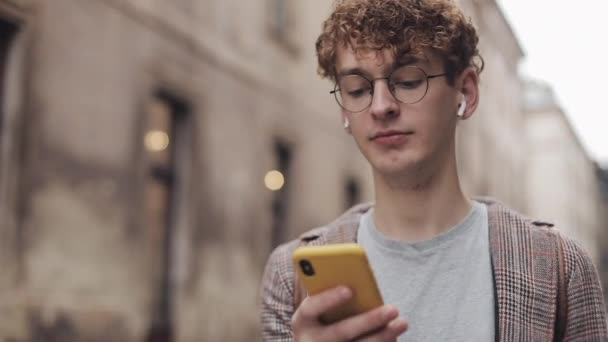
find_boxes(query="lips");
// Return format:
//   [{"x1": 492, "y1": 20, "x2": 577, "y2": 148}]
[
  {"x1": 370, "y1": 130, "x2": 414, "y2": 146},
  {"x1": 370, "y1": 130, "x2": 414, "y2": 140}
]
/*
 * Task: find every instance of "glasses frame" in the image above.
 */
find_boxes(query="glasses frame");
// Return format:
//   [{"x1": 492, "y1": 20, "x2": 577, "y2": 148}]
[{"x1": 330, "y1": 65, "x2": 447, "y2": 113}]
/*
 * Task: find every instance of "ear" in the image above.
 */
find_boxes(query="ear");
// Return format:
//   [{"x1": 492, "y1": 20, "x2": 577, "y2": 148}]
[
  {"x1": 457, "y1": 66, "x2": 480, "y2": 120},
  {"x1": 341, "y1": 112, "x2": 352, "y2": 134}
]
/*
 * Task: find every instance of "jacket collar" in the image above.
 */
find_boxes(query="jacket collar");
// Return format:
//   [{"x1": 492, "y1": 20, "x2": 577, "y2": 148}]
[
  {"x1": 299, "y1": 197, "x2": 506, "y2": 244},
  {"x1": 298, "y1": 197, "x2": 559, "y2": 342}
]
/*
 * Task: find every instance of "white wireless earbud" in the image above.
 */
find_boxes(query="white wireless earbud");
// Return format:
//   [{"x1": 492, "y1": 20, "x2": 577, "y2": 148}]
[
  {"x1": 457, "y1": 95, "x2": 467, "y2": 117},
  {"x1": 343, "y1": 118, "x2": 350, "y2": 129}
]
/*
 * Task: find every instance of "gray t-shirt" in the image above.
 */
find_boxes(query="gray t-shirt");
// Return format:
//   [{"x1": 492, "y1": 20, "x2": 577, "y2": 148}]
[{"x1": 357, "y1": 201, "x2": 495, "y2": 341}]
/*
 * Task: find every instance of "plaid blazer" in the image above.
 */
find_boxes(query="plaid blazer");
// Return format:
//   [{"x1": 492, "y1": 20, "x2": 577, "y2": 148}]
[{"x1": 259, "y1": 198, "x2": 608, "y2": 341}]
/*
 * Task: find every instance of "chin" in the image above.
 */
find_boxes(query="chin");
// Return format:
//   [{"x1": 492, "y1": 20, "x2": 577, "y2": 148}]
[
  {"x1": 369, "y1": 153, "x2": 426, "y2": 177},
  {"x1": 375, "y1": 164, "x2": 419, "y2": 178}
]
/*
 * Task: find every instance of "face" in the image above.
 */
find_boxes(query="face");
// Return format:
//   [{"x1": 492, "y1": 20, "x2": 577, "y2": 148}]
[{"x1": 334, "y1": 45, "x2": 478, "y2": 179}]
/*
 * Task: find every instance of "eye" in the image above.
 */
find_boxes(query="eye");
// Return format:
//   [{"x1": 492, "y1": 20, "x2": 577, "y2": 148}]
[
  {"x1": 347, "y1": 88, "x2": 371, "y2": 98},
  {"x1": 393, "y1": 79, "x2": 423, "y2": 89},
  {"x1": 339, "y1": 75, "x2": 371, "y2": 99}
]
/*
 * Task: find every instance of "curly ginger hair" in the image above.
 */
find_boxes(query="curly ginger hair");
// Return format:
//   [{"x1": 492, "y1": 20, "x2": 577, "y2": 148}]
[{"x1": 315, "y1": 0, "x2": 484, "y2": 84}]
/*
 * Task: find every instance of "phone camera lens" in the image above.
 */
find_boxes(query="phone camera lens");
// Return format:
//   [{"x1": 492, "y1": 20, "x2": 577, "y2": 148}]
[{"x1": 299, "y1": 260, "x2": 315, "y2": 276}]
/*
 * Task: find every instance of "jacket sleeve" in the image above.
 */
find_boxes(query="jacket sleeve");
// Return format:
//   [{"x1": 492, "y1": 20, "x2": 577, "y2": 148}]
[
  {"x1": 259, "y1": 242, "x2": 298, "y2": 342},
  {"x1": 562, "y1": 237, "x2": 608, "y2": 341}
]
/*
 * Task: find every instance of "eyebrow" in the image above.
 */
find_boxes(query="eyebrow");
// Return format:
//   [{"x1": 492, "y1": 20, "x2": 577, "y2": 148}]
[
  {"x1": 396, "y1": 54, "x2": 424, "y2": 67},
  {"x1": 336, "y1": 55, "x2": 428, "y2": 79},
  {"x1": 336, "y1": 67, "x2": 369, "y2": 78}
]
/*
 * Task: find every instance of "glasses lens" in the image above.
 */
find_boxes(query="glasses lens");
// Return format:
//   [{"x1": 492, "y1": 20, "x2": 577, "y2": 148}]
[
  {"x1": 389, "y1": 66, "x2": 428, "y2": 104},
  {"x1": 336, "y1": 75, "x2": 372, "y2": 112}
]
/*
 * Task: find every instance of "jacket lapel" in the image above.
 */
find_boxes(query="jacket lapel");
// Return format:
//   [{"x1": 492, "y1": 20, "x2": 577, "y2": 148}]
[{"x1": 482, "y1": 198, "x2": 559, "y2": 342}]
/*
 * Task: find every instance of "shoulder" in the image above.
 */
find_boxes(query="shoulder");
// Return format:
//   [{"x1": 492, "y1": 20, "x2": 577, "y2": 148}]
[
  {"x1": 478, "y1": 196, "x2": 598, "y2": 278},
  {"x1": 298, "y1": 202, "x2": 371, "y2": 244},
  {"x1": 260, "y1": 237, "x2": 301, "y2": 308},
  {"x1": 263, "y1": 238, "x2": 301, "y2": 286},
  {"x1": 477, "y1": 196, "x2": 557, "y2": 233},
  {"x1": 558, "y1": 231, "x2": 600, "y2": 286},
  {"x1": 479, "y1": 197, "x2": 564, "y2": 263}
]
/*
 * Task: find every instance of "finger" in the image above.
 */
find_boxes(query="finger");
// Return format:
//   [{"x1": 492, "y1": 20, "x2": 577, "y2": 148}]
[
  {"x1": 293, "y1": 286, "x2": 352, "y2": 323},
  {"x1": 356, "y1": 317, "x2": 409, "y2": 342},
  {"x1": 322, "y1": 305, "x2": 403, "y2": 341}
]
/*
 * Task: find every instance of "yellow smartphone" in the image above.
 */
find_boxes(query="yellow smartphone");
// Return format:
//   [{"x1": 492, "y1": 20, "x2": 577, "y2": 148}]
[{"x1": 292, "y1": 243, "x2": 384, "y2": 323}]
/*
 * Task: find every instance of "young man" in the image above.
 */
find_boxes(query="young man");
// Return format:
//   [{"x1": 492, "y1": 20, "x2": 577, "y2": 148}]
[{"x1": 260, "y1": 0, "x2": 608, "y2": 341}]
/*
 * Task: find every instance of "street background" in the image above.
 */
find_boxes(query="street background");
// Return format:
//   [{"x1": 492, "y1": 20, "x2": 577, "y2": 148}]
[{"x1": 1, "y1": 0, "x2": 607, "y2": 341}]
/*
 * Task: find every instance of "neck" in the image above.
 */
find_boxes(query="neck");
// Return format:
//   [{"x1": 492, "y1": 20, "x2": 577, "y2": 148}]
[{"x1": 372, "y1": 152, "x2": 472, "y2": 242}]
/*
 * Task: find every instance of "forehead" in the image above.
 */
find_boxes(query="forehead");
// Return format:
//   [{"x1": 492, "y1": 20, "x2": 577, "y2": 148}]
[
  {"x1": 335, "y1": 45, "x2": 390, "y2": 73},
  {"x1": 335, "y1": 44, "x2": 438, "y2": 76}
]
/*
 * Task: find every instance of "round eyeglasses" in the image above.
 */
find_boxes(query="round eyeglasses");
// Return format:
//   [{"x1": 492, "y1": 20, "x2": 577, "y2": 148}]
[{"x1": 330, "y1": 65, "x2": 447, "y2": 113}]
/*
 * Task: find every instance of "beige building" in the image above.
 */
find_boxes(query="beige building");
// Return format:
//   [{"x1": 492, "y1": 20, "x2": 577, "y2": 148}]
[
  {"x1": 597, "y1": 166, "x2": 608, "y2": 304},
  {"x1": 0, "y1": 0, "x2": 370, "y2": 340},
  {"x1": 525, "y1": 80, "x2": 603, "y2": 262},
  {"x1": 456, "y1": 0, "x2": 527, "y2": 212},
  {"x1": 0, "y1": 0, "x2": 604, "y2": 341}
]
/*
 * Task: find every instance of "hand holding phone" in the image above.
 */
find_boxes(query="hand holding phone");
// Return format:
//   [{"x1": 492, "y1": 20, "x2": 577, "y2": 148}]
[
  {"x1": 293, "y1": 243, "x2": 384, "y2": 323},
  {"x1": 291, "y1": 286, "x2": 408, "y2": 342},
  {"x1": 291, "y1": 244, "x2": 408, "y2": 341}
]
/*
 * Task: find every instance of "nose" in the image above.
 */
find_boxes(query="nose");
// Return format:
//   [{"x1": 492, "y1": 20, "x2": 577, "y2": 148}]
[{"x1": 369, "y1": 80, "x2": 400, "y2": 120}]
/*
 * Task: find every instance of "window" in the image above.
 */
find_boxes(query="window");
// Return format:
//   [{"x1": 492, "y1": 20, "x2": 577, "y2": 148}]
[
  {"x1": 267, "y1": 0, "x2": 297, "y2": 54},
  {"x1": 143, "y1": 90, "x2": 191, "y2": 342},
  {"x1": 270, "y1": 140, "x2": 293, "y2": 248},
  {"x1": 344, "y1": 177, "x2": 361, "y2": 210},
  {"x1": 0, "y1": 18, "x2": 18, "y2": 147},
  {"x1": 0, "y1": 14, "x2": 24, "y2": 275}
]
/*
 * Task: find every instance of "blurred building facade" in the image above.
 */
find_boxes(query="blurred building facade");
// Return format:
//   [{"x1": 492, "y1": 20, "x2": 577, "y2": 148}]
[
  {"x1": 0, "y1": 0, "x2": 371, "y2": 340},
  {"x1": 456, "y1": 0, "x2": 527, "y2": 213},
  {"x1": 524, "y1": 80, "x2": 603, "y2": 261},
  {"x1": 0, "y1": 0, "x2": 605, "y2": 341},
  {"x1": 596, "y1": 166, "x2": 608, "y2": 305}
]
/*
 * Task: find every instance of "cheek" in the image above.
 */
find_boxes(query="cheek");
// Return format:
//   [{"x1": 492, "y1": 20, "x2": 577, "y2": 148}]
[
  {"x1": 347, "y1": 113, "x2": 369, "y2": 136},
  {"x1": 410, "y1": 106, "x2": 456, "y2": 147},
  {"x1": 351, "y1": 126, "x2": 368, "y2": 147},
  {"x1": 415, "y1": 90, "x2": 457, "y2": 125}
]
